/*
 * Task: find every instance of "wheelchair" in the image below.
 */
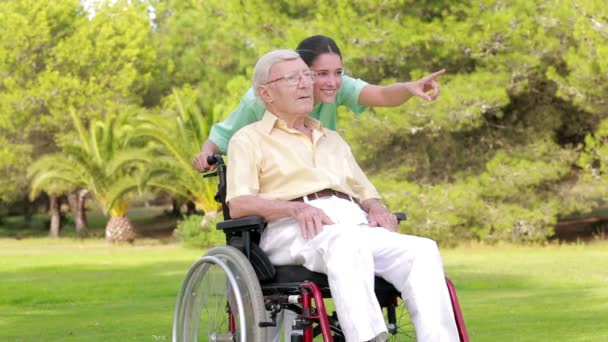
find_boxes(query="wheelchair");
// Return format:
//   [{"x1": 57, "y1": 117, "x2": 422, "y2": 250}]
[{"x1": 173, "y1": 155, "x2": 469, "y2": 342}]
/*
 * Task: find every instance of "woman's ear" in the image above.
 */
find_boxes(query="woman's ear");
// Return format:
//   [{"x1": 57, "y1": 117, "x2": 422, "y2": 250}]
[{"x1": 257, "y1": 85, "x2": 273, "y2": 103}]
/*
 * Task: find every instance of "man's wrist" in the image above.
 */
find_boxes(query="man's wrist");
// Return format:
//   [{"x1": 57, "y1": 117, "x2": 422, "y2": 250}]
[
  {"x1": 363, "y1": 199, "x2": 388, "y2": 212},
  {"x1": 373, "y1": 201, "x2": 388, "y2": 210}
]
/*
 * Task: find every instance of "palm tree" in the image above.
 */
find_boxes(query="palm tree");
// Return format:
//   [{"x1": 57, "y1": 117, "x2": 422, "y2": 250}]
[
  {"x1": 29, "y1": 108, "x2": 153, "y2": 242},
  {"x1": 135, "y1": 89, "x2": 219, "y2": 216},
  {"x1": 27, "y1": 153, "x2": 77, "y2": 238}
]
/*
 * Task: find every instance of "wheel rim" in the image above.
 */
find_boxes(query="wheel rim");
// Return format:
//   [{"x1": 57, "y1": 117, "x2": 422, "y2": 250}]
[
  {"x1": 174, "y1": 250, "x2": 264, "y2": 342},
  {"x1": 173, "y1": 256, "x2": 246, "y2": 342},
  {"x1": 190, "y1": 261, "x2": 237, "y2": 341}
]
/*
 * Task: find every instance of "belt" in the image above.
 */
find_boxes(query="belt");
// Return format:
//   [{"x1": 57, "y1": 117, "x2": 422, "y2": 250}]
[{"x1": 291, "y1": 189, "x2": 358, "y2": 204}]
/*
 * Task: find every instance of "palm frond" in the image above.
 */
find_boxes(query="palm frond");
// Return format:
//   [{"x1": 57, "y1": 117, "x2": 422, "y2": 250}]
[
  {"x1": 68, "y1": 107, "x2": 92, "y2": 156},
  {"x1": 105, "y1": 147, "x2": 155, "y2": 176},
  {"x1": 103, "y1": 174, "x2": 144, "y2": 215},
  {"x1": 127, "y1": 90, "x2": 219, "y2": 211},
  {"x1": 30, "y1": 171, "x2": 78, "y2": 198},
  {"x1": 90, "y1": 120, "x2": 105, "y2": 165}
]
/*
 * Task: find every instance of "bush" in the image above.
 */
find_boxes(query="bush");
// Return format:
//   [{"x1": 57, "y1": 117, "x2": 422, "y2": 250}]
[{"x1": 174, "y1": 214, "x2": 225, "y2": 248}]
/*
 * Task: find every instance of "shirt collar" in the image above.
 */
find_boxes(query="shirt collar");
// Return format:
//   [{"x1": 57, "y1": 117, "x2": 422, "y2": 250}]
[
  {"x1": 259, "y1": 111, "x2": 325, "y2": 135},
  {"x1": 259, "y1": 111, "x2": 279, "y2": 134}
]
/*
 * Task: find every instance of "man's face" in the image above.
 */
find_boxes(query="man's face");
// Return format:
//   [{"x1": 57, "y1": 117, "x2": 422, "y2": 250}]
[{"x1": 264, "y1": 58, "x2": 314, "y2": 116}]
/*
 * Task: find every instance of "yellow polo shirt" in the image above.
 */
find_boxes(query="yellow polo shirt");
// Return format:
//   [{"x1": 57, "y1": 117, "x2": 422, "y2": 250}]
[{"x1": 226, "y1": 111, "x2": 380, "y2": 203}]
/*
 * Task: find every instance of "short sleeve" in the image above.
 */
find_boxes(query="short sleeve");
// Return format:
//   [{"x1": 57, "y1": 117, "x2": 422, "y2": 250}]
[
  {"x1": 208, "y1": 88, "x2": 266, "y2": 154},
  {"x1": 225, "y1": 131, "x2": 260, "y2": 202},
  {"x1": 337, "y1": 75, "x2": 369, "y2": 116}
]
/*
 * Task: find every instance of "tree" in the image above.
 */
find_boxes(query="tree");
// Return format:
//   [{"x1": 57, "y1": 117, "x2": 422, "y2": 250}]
[
  {"x1": 321, "y1": 0, "x2": 606, "y2": 243},
  {"x1": 0, "y1": 0, "x2": 83, "y2": 207},
  {"x1": 29, "y1": 109, "x2": 153, "y2": 242},
  {"x1": 135, "y1": 88, "x2": 219, "y2": 215},
  {"x1": 1, "y1": 0, "x2": 156, "y2": 210},
  {"x1": 143, "y1": 0, "x2": 608, "y2": 243},
  {"x1": 5, "y1": 0, "x2": 608, "y2": 244},
  {"x1": 0, "y1": 138, "x2": 32, "y2": 205}
]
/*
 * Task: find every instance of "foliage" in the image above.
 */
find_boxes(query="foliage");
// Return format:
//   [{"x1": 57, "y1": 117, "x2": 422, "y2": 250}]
[
  {"x1": 28, "y1": 109, "x2": 152, "y2": 217},
  {"x1": 338, "y1": 0, "x2": 608, "y2": 243},
  {"x1": 3, "y1": 0, "x2": 608, "y2": 243},
  {"x1": 0, "y1": 0, "x2": 155, "y2": 205},
  {"x1": 174, "y1": 214, "x2": 224, "y2": 248},
  {"x1": 134, "y1": 88, "x2": 219, "y2": 213},
  {"x1": 0, "y1": 137, "x2": 32, "y2": 203},
  {"x1": 578, "y1": 118, "x2": 608, "y2": 188}
]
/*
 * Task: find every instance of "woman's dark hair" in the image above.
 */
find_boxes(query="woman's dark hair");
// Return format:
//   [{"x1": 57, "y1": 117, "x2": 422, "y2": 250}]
[{"x1": 296, "y1": 35, "x2": 342, "y2": 66}]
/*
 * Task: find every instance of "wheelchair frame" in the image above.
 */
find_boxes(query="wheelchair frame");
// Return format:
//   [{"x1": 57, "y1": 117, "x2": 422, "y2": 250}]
[{"x1": 173, "y1": 155, "x2": 469, "y2": 341}]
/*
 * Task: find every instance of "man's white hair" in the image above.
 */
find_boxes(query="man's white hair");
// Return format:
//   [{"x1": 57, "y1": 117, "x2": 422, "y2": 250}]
[{"x1": 253, "y1": 49, "x2": 301, "y2": 98}]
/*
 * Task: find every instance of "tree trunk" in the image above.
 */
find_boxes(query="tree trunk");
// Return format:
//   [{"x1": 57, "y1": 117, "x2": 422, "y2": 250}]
[
  {"x1": 49, "y1": 194, "x2": 60, "y2": 238},
  {"x1": 171, "y1": 198, "x2": 181, "y2": 217},
  {"x1": 23, "y1": 195, "x2": 33, "y2": 224},
  {"x1": 77, "y1": 190, "x2": 89, "y2": 236},
  {"x1": 186, "y1": 200, "x2": 197, "y2": 215},
  {"x1": 105, "y1": 215, "x2": 136, "y2": 242},
  {"x1": 67, "y1": 190, "x2": 89, "y2": 237},
  {"x1": 78, "y1": 190, "x2": 89, "y2": 221}
]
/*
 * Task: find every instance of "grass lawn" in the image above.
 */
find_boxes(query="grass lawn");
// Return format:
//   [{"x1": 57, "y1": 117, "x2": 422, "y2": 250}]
[
  {"x1": 0, "y1": 239, "x2": 201, "y2": 342},
  {"x1": 443, "y1": 242, "x2": 608, "y2": 342},
  {"x1": 1, "y1": 238, "x2": 606, "y2": 341}
]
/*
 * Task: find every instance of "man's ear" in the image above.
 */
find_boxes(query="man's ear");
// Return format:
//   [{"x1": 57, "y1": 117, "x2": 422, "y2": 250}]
[{"x1": 257, "y1": 85, "x2": 273, "y2": 103}]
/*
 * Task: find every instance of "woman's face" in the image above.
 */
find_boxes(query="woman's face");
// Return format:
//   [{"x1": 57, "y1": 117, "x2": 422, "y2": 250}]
[{"x1": 309, "y1": 53, "x2": 344, "y2": 104}]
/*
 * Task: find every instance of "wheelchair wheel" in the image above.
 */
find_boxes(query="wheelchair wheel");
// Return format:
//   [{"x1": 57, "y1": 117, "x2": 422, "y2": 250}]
[
  {"x1": 385, "y1": 298, "x2": 416, "y2": 341},
  {"x1": 173, "y1": 246, "x2": 267, "y2": 342}
]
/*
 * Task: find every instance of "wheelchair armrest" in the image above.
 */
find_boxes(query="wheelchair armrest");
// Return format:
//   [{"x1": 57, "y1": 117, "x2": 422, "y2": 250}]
[
  {"x1": 218, "y1": 213, "x2": 404, "y2": 230},
  {"x1": 217, "y1": 215, "x2": 266, "y2": 262},
  {"x1": 395, "y1": 212, "x2": 407, "y2": 223},
  {"x1": 217, "y1": 215, "x2": 266, "y2": 232}
]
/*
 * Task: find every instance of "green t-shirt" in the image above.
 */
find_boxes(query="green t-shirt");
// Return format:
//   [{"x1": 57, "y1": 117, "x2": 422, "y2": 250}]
[{"x1": 209, "y1": 75, "x2": 369, "y2": 153}]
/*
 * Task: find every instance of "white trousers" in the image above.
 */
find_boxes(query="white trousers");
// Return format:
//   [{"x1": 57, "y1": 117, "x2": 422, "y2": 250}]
[{"x1": 259, "y1": 196, "x2": 459, "y2": 342}]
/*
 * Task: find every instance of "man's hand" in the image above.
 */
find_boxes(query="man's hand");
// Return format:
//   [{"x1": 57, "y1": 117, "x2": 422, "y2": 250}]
[
  {"x1": 192, "y1": 140, "x2": 221, "y2": 172},
  {"x1": 290, "y1": 202, "x2": 334, "y2": 239},
  {"x1": 364, "y1": 200, "x2": 398, "y2": 232},
  {"x1": 407, "y1": 69, "x2": 446, "y2": 102}
]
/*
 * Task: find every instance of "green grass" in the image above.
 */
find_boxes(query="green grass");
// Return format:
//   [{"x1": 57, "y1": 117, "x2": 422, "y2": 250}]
[
  {"x1": 442, "y1": 242, "x2": 608, "y2": 342},
  {"x1": 0, "y1": 239, "x2": 607, "y2": 341},
  {"x1": 0, "y1": 239, "x2": 202, "y2": 342}
]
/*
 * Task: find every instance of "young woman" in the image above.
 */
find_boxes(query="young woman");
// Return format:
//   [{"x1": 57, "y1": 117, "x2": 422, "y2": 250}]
[{"x1": 192, "y1": 35, "x2": 445, "y2": 171}]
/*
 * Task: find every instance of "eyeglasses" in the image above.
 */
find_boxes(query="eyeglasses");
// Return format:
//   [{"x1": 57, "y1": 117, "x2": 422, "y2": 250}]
[{"x1": 264, "y1": 71, "x2": 317, "y2": 86}]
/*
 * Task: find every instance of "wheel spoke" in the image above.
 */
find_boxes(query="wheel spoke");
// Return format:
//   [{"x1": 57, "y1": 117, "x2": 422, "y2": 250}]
[
  {"x1": 386, "y1": 298, "x2": 416, "y2": 341},
  {"x1": 173, "y1": 246, "x2": 267, "y2": 342}
]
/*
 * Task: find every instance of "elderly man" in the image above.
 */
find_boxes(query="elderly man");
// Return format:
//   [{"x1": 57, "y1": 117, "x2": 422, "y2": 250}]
[{"x1": 226, "y1": 49, "x2": 459, "y2": 342}]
